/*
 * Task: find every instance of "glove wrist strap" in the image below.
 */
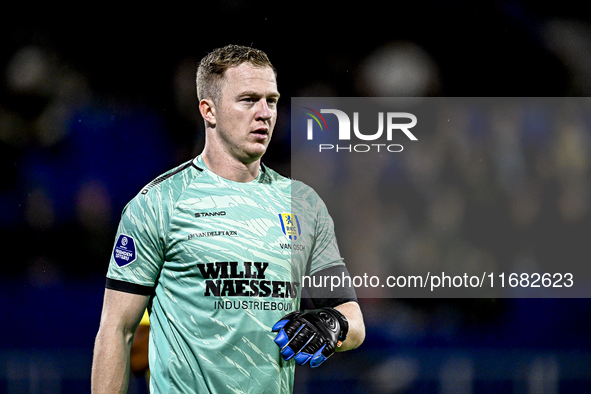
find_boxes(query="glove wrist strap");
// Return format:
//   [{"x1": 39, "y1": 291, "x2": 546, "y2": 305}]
[{"x1": 325, "y1": 307, "x2": 349, "y2": 343}]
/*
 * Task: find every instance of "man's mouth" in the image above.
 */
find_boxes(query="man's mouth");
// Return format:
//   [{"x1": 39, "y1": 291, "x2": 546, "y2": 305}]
[{"x1": 251, "y1": 128, "x2": 269, "y2": 137}]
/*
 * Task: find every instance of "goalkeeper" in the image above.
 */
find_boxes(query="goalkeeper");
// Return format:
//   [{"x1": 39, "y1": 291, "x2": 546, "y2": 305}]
[{"x1": 91, "y1": 44, "x2": 365, "y2": 394}]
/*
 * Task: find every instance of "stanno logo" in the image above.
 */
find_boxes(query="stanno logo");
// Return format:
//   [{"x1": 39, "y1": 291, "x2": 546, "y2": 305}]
[
  {"x1": 195, "y1": 211, "x2": 226, "y2": 218},
  {"x1": 304, "y1": 107, "x2": 417, "y2": 153}
]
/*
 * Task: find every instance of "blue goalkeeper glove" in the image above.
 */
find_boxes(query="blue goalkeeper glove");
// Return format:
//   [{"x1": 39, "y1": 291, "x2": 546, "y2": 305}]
[{"x1": 272, "y1": 307, "x2": 348, "y2": 368}]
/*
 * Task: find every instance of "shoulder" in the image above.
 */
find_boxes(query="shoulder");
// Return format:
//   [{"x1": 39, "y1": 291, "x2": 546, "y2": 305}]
[
  {"x1": 260, "y1": 164, "x2": 319, "y2": 198},
  {"x1": 258, "y1": 164, "x2": 332, "y2": 217},
  {"x1": 140, "y1": 159, "x2": 201, "y2": 196},
  {"x1": 290, "y1": 177, "x2": 326, "y2": 209},
  {"x1": 124, "y1": 159, "x2": 203, "y2": 213}
]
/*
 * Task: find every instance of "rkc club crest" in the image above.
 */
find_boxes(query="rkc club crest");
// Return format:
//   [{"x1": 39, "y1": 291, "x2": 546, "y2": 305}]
[{"x1": 278, "y1": 213, "x2": 301, "y2": 241}]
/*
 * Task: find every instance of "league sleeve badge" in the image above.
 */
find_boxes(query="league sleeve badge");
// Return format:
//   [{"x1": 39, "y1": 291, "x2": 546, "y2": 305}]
[{"x1": 113, "y1": 234, "x2": 137, "y2": 267}]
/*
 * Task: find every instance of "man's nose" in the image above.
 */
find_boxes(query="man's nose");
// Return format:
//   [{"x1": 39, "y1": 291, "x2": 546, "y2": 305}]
[{"x1": 256, "y1": 100, "x2": 273, "y2": 120}]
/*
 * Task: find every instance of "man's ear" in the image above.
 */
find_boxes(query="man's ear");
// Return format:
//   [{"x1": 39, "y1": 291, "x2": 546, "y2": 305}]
[{"x1": 199, "y1": 98, "x2": 216, "y2": 127}]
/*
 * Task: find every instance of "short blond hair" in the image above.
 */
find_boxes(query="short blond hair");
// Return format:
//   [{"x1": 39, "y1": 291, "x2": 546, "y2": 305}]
[{"x1": 196, "y1": 44, "x2": 276, "y2": 103}]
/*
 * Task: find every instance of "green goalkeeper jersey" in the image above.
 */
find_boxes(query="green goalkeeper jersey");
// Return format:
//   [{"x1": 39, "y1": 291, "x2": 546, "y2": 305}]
[{"x1": 106, "y1": 155, "x2": 345, "y2": 394}]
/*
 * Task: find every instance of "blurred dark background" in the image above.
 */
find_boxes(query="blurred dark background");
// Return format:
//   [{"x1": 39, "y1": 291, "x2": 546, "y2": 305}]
[{"x1": 1, "y1": 3, "x2": 591, "y2": 393}]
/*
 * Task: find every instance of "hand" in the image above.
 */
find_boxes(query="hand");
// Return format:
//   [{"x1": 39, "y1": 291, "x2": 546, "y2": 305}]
[{"x1": 272, "y1": 308, "x2": 348, "y2": 368}]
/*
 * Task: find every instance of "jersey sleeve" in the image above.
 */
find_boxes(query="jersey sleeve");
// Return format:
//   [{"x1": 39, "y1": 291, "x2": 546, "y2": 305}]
[
  {"x1": 106, "y1": 190, "x2": 166, "y2": 294},
  {"x1": 306, "y1": 188, "x2": 345, "y2": 275}
]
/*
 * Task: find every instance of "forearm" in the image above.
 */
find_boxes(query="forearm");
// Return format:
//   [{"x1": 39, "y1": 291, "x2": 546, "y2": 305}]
[
  {"x1": 334, "y1": 301, "x2": 365, "y2": 352},
  {"x1": 91, "y1": 325, "x2": 134, "y2": 393}
]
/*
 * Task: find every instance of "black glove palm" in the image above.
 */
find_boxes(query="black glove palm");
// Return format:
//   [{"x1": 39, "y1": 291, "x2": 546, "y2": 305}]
[{"x1": 272, "y1": 307, "x2": 348, "y2": 367}]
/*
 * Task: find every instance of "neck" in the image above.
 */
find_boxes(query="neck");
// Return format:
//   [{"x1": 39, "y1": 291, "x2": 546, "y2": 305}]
[{"x1": 201, "y1": 143, "x2": 261, "y2": 183}]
